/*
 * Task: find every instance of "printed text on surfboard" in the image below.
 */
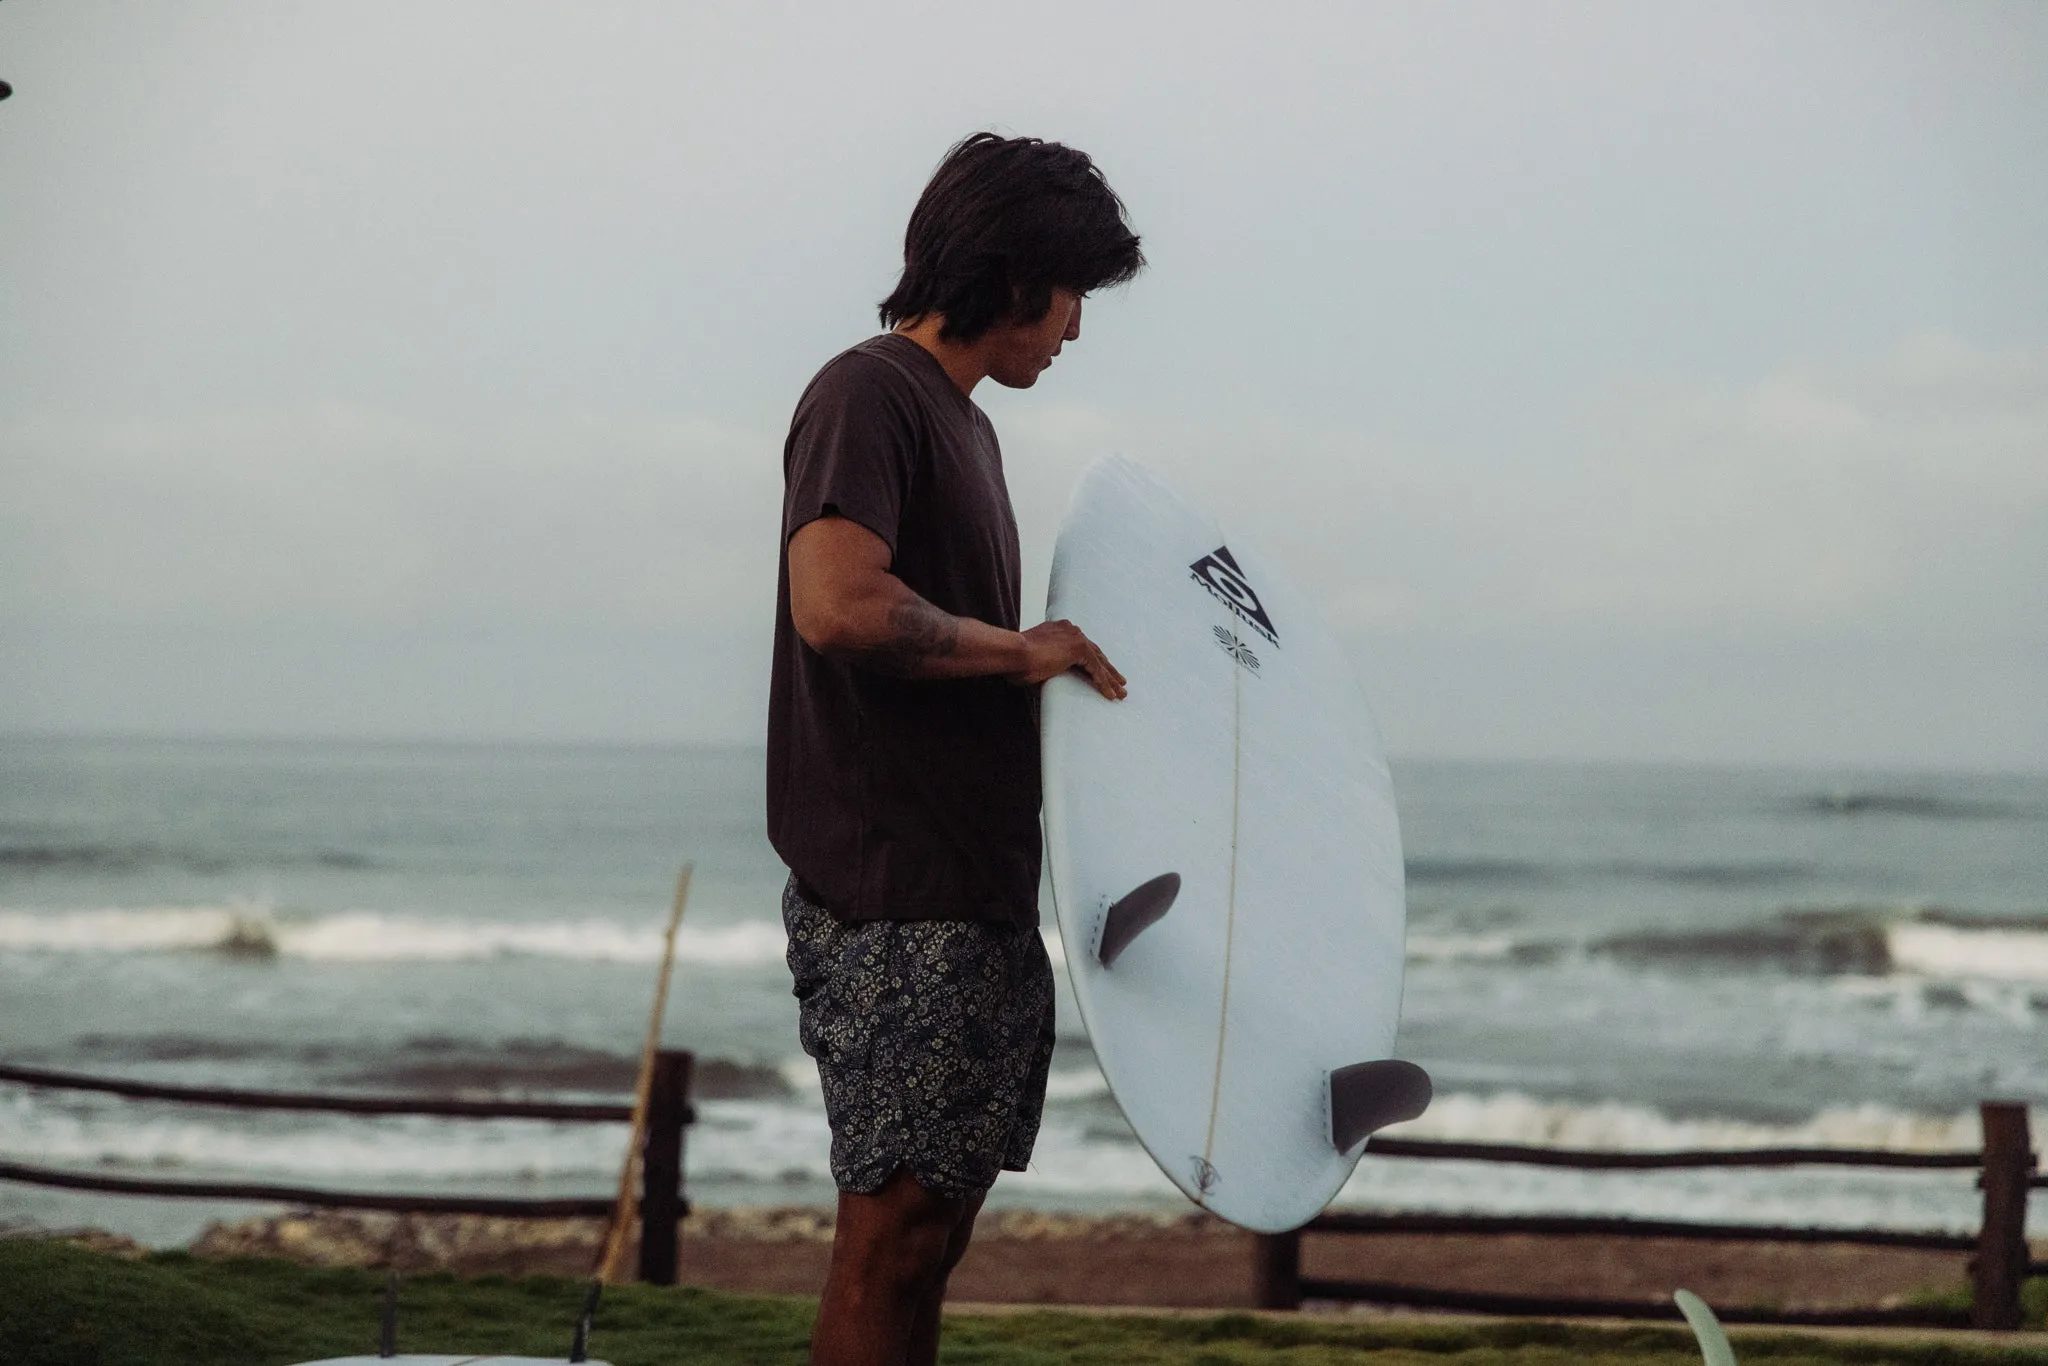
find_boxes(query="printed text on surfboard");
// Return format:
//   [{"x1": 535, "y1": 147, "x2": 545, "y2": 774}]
[{"x1": 1189, "y1": 546, "x2": 1279, "y2": 646}]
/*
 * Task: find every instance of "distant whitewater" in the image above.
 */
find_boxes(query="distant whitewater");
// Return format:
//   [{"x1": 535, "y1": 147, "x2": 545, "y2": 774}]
[
  {"x1": 2, "y1": 737, "x2": 2044, "y2": 1246},
  {"x1": 10, "y1": 902, "x2": 2047, "y2": 988},
  {"x1": 0, "y1": 905, "x2": 791, "y2": 966}
]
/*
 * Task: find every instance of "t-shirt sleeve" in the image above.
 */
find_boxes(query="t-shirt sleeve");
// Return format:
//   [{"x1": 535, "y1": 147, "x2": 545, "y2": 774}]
[{"x1": 782, "y1": 354, "x2": 919, "y2": 557}]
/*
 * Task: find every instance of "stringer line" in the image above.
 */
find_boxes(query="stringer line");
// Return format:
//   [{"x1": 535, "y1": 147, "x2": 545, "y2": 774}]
[{"x1": 1200, "y1": 660, "x2": 1243, "y2": 1189}]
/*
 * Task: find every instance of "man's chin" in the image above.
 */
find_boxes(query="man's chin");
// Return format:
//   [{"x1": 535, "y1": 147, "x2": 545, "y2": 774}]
[{"x1": 992, "y1": 370, "x2": 1041, "y2": 390}]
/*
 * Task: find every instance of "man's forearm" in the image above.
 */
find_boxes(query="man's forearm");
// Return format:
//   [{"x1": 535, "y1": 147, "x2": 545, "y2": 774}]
[{"x1": 830, "y1": 581, "x2": 1026, "y2": 680}]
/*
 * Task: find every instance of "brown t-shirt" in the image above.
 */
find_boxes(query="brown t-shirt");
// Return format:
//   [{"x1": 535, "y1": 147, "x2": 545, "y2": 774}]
[{"x1": 766, "y1": 334, "x2": 1040, "y2": 927}]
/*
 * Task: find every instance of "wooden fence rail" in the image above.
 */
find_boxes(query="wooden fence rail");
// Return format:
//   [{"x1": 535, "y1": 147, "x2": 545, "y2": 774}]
[
  {"x1": 0, "y1": 1162, "x2": 616, "y2": 1218},
  {"x1": 0, "y1": 1051, "x2": 696, "y2": 1285},
  {"x1": 1364, "y1": 1135, "x2": 1983, "y2": 1170},
  {"x1": 1304, "y1": 1210, "x2": 1978, "y2": 1251},
  {"x1": 0, "y1": 1062, "x2": 641, "y2": 1123},
  {"x1": 6, "y1": 1060, "x2": 2038, "y2": 1324},
  {"x1": 1254, "y1": 1099, "x2": 2040, "y2": 1332}
]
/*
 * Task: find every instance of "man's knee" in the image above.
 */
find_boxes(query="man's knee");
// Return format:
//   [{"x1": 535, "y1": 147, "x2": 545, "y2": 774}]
[
  {"x1": 935, "y1": 1197, "x2": 984, "y2": 1278},
  {"x1": 834, "y1": 1171, "x2": 974, "y2": 1298}
]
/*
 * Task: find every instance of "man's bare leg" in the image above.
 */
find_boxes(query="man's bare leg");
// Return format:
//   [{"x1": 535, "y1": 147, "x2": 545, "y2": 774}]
[
  {"x1": 905, "y1": 1187, "x2": 985, "y2": 1366},
  {"x1": 811, "y1": 1167, "x2": 975, "y2": 1366}
]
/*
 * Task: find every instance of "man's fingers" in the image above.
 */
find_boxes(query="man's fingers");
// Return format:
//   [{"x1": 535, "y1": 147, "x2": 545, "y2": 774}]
[
  {"x1": 1067, "y1": 630, "x2": 1121, "y2": 682},
  {"x1": 1090, "y1": 644, "x2": 1126, "y2": 691},
  {"x1": 1025, "y1": 621, "x2": 1125, "y2": 697},
  {"x1": 1078, "y1": 646, "x2": 1126, "y2": 700},
  {"x1": 1076, "y1": 635, "x2": 1124, "y2": 699},
  {"x1": 1077, "y1": 660, "x2": 1121, "y2": 700}
]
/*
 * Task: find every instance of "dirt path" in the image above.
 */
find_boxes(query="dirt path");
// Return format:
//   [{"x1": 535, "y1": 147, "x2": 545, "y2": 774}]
[{"x1": 185, "y1": 1205, "x2": 1998, "y2": 1316}]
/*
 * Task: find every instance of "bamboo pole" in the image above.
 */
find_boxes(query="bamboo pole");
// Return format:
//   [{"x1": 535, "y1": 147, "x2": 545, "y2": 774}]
[{"x1": 594, "y1": 862, "x2": 692, "y2": 1283}]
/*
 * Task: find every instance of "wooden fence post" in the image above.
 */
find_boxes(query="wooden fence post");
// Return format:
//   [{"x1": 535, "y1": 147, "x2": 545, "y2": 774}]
[
  {"x1": 1970, "y1": 1101, "x2": 2033, "y2": 1331},
  {"x1": 638, "y1": 1049, "x2": 694, "y2": 1285},
  {"x1": 1253, "y1": 1229, "x2": 1302, "y2": 1310}
]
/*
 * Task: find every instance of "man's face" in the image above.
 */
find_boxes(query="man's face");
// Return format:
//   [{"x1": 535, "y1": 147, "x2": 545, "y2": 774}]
[{"x1": 983, "y1": 287, "x2": 1082, "y2": 389}]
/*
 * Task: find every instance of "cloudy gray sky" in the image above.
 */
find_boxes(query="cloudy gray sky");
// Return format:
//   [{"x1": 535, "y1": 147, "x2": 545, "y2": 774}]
[{"x1": 3, "y1": 1, "x2": 2044, "y2": 767}]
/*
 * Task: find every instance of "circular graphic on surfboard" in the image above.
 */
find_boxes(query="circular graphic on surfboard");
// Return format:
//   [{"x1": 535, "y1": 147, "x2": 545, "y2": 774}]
[{"x1": 1040, "y1": 455, "x2": 1428, "y2": 1233}]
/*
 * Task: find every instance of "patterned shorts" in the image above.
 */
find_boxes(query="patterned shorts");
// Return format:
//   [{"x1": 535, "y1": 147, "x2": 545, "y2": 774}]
[{"x1": 782, "y1": 874, "x2": 1056, "y2": 1201}]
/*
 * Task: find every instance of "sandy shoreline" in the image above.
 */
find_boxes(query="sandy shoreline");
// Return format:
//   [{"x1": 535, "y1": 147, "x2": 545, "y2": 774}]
[{"x1": 151, "y1": 1206, "x2": 2001, "y2": 1315}]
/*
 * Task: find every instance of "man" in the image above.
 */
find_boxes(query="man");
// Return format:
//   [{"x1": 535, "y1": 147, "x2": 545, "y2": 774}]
[{"x1": 767, "y1": 132, "x2": 1143, "y2": 1365}]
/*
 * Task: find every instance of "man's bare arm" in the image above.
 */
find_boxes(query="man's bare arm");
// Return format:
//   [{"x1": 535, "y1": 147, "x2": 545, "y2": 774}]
[{"x1": 787, "y1": 516, "x2": 1126, "y2": 698}]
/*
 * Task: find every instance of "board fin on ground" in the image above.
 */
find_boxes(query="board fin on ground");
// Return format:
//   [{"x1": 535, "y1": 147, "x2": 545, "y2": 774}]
[
  {"x1": 379, "y1": 1270, "x2": 399, "y2": 1358},
  {"x1": 1096, "y1": 872, "x2": 1181, "y2": 967},
  {"x1": 1674, "y1": 1289, "x2": 1738, "y2": 1366},
  {"x1": 569, "y1": 1280, "x2": 602, "y2": 1362},
  {"x1": 1328, "y1": 1059, "x2": 1432, "y2": 1151}
]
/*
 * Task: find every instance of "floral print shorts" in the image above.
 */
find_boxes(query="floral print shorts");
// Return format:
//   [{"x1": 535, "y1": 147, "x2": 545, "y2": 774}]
[{"x1": 782, "y1": 874, "x2": 1056, "y2": 1200}]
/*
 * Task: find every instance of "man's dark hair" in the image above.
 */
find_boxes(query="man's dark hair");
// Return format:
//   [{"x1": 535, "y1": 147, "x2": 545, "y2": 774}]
[{"x1": 879, "y1": 133, "x2": 1144, "y2": 344}]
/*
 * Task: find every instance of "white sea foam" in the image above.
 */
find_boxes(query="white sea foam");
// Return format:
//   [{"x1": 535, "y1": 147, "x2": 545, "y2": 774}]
[
  {"x1": 1405, "y1": 933, "x2": 1525, "y2": 962},
  {"x1": 14, "y1": 904, "x2": 2044, "y2": 988},
  {"x1": 1379, "y1": 1090, "x2": 1992, "y2": 1153},
  {"x1": 0, "y1": 905, "x2": 790, "y2": 966},
  {"x1": 6, "y1": 1085, "x2": 2038, "y2": 1234},
  {"x1": 0, "y1": 906, "x2": 246, "y2": 953},
  {"x1": 1889, "y1": 921, "x2": 2048, "y2": 983}
]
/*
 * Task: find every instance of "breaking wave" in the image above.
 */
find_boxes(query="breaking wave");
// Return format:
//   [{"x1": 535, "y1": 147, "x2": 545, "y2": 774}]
[
  {"x1": 1406, "y1": 856, "x2": 1812, "y2": 889},
  {"x1": 1380, "y1": 1090, "x2": 1995, "y2": 1153},
  {"x1": 7, "y1": 903, "x2": 2046, "y2": 986},
  {"x1": 0, "y1": 841, "x2": 373, "y2": 873},
  {"x1": 1801, "y1": 791, "x2": 2034, "y2": 820},
  {"x1": 1888, "y1": 920, "x2": 2048, "y2": 983},
  {"x1": 1592, "y1": 910, "x2": 1893, "y2": 975},
  {"x1": 1410, "y1": 909, "x2": 2048, "y2": 985},
  {"x1": 1406, "y1": 857, "x2": 1550, "y2": 885},
  {"x1": 3, "y1": 1082, "x2": 2015, "y2": 1228},
  {"x1": 0, "y1": 905, "x2": 790, "y2": 966}
]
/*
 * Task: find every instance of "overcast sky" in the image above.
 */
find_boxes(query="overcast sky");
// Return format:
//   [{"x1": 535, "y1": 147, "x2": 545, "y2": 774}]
[{"x1": 3, "y1": 2, "x2": 2044, "y2": 768}]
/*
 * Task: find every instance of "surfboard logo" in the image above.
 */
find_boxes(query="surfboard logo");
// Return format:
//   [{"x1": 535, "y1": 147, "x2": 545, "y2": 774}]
[
  {"x1": 1213, "y1": 625, "x2": 1260, "y2": 673},
  {"x1": 1191, "y1": 1156, "x2": 1221, "y2": 1195},
  {"x1": 1189, "y1": 546, "x2": 1278, "y2": 646}
]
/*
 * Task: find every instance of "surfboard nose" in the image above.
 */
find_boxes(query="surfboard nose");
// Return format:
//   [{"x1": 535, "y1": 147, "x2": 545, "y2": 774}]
[
  {"x1": 1328, "y1": 1059, "x2": 1432, "y2": 1152},
  {"x1": 1096, "y1": 872, "x2": 1181, "y2": 967}
]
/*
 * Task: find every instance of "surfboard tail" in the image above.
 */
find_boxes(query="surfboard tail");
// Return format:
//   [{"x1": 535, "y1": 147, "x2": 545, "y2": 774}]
[{"x1": 1328, "y1": 1059, "x2": 1432, "y2": 1152}]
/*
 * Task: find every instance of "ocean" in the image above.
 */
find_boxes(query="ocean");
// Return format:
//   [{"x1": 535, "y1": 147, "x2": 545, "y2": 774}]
[{"x1": 3, "y1": 736, "x2": 2044, "y2": 1246}]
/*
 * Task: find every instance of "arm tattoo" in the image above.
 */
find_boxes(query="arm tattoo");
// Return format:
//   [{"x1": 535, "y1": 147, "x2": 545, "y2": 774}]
[{"x1": 850, "y1": 597, "x2": 960, "y2": 676}]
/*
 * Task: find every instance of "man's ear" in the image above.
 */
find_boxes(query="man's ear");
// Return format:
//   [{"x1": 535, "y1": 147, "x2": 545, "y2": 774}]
[{"x1": 1005, "y1": 283, "x2": 1054, "y2": 328}]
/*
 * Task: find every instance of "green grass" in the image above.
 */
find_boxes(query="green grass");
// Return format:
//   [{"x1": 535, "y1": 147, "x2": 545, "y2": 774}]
[
  {"x1": 1905, "y1": 1279, "x2": 2048, "y2": 1333},
  {"x1": 3, "y1": 1237, "x2": 2042, "y2": 1366}
]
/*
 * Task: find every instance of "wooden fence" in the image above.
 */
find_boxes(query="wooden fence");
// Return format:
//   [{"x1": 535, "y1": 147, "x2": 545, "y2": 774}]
[
  {"x1": 1253, "y1": 1100, "x2": 2044, "y2": 1330},
  {"x1": 5, "y1": 1061, "x2": 2041, "y2": 1328},
  {"x1": 0, "y1": 1053, "x2": 697, "y2": 1285}
]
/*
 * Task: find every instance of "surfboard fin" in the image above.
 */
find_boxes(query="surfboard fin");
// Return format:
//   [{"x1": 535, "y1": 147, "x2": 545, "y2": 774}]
[
  {"x1": 569, "y1": 1278, "x2": 603, "y2": 1362},
  {"x1": 1096, "y1": 872, "x2": 1181, "y2": 967},
  {"x1": 1674, "y1": 1289, "x2": 1738, "y2": 1366},
  {"x1": 379, "y1": 1269, "x2": 399, "y2": 1358},
  {"x1": 1329, "y1": 1059, "x2": 1432, "y2": 1152}
]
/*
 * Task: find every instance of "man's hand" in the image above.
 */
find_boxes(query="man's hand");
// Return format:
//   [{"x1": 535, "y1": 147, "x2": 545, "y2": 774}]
[{"x1": 1011, "y1": 619, "x2": 1127, "y2": 700}]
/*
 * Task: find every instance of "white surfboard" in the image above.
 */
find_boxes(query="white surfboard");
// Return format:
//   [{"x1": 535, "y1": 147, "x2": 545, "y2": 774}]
[
  {"x1": 293, "y1": 1359, "x2": 611, "y2": 1365},
  {"x1": 1040, "y1": 456, "x2": 1428, "y2": 1233}
]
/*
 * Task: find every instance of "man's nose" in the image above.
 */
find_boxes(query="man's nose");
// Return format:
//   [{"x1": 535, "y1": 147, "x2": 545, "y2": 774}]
[{"x1": 1065, "y1": 300, "x2": 1083, "y2": 341}]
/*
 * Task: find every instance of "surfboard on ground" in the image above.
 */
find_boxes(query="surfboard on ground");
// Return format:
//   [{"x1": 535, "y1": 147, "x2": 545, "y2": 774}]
[
  {"x1": 287, "y1": 1274, "x2": 611, "y2": 1365},
  {"x1": 1040, "y1": 455, "x2": 1428, "y2": 1234},
  {"x1": 293, "y1": 1358, "x2": 612, "y2": 1365}
]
